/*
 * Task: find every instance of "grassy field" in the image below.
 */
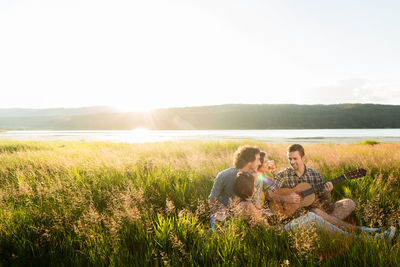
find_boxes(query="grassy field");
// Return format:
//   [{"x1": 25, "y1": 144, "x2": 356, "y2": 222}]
[{"x1": 0, "y1": 140, "x2": 399, "y2": 266}]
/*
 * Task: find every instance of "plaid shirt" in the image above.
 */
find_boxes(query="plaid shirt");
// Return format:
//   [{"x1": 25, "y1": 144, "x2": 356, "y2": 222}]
[
  {"x1": 267, "y1": 165, "x2": 332, "y2": 220},
  {"x1": 269, "y1": 165, "x2": 325, "y2": 197}
]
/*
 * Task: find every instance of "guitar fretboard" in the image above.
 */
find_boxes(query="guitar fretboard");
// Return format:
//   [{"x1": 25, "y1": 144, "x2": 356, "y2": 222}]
[{"x1": 301, "y1": 175, "x2": 347, "y2": 198}]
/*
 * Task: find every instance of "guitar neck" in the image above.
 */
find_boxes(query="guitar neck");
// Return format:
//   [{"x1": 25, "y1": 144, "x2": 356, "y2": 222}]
[{"x1": 301, "y1": 175, "x2": 346, "y2": 198}]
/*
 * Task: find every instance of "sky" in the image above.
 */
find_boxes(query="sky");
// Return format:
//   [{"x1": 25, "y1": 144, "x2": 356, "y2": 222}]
[{"x1": 1, "y1": 0, "x2": 399, "y2": 110}]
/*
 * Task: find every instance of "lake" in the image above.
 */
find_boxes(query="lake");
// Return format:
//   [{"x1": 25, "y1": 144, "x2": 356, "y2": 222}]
[{"x1": 1, "y1": 129, "x2": 400, "y2": 143}]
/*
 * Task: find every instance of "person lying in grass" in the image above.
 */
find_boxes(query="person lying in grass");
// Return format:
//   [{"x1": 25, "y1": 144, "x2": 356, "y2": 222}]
[{"x1": 232, "y1": 171, "x2": 396, "y2": 241}]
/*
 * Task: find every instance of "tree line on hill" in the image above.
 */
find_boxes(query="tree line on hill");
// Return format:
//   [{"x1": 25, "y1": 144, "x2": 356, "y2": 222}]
[{"x1": 0, "y1": 104, "x2": 399, "y2": 130}]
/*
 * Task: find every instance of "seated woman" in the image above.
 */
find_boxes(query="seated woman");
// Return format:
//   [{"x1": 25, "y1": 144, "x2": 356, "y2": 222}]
[
  {"x1": 256, "y1": 151, "x2": 276, "y2": 208},
  {"x1": 232, "y1": 171, "x2": 396, "y2": 240}
]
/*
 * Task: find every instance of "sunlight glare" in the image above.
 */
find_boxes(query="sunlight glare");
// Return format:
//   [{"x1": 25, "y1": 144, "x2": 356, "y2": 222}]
[{"x1": 131, "y1": 127, "x2": 149, "y2": 132}]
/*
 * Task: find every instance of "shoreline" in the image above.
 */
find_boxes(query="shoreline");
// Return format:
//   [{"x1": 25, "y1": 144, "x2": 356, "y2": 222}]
[{"x1": 0, "y1": 135, "x2": 399, "y2": 144}]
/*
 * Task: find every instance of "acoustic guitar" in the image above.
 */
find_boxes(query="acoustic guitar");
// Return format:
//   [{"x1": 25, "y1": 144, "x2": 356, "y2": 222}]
[{"x1": 270, "y1": 168, "x2": 367, "y2": 216}]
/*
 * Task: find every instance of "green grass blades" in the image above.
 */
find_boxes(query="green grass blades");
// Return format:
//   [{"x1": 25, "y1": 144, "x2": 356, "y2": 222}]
[{"x1": 0, "y1": 140, "x2": 398, "y2": 265}]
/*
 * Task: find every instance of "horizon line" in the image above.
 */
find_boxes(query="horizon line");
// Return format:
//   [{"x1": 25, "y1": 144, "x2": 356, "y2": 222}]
[{"x1": 0, "y1": 102, "x2": 398, "y2": 111}]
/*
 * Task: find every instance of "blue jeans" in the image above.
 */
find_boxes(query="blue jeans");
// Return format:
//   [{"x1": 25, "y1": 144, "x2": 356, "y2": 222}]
[
  {"x1": 210, "y1": 214, "x2": 217, "y2": 230},
  {"x1": 210, "y1": 214, "x2": 231, "y2": 230},
  {"x1": 281, "y1": 212, "x2": 349, "y2": 235}
]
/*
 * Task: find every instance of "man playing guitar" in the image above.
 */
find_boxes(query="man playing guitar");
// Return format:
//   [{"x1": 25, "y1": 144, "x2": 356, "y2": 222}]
[{"x1": 267, "y1": 144, "x2": 358, "y2": 231}]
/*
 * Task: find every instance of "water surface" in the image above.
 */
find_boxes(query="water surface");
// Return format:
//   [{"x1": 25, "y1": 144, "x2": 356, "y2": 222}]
[{"x1": 1, "y1": 129, "x2": 400, "y2": 143}]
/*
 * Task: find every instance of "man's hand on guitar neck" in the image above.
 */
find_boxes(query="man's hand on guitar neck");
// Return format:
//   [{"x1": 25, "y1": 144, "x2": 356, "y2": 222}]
[
  {"x1": 267, "y1": 191, "x2": 301, "y2": 204},
  {"x1": 324, "y1": 182, "x2": 333, "y2": 193},
  {"x1": 310, "y1": 182, "x2": 333, "y2": 209}
]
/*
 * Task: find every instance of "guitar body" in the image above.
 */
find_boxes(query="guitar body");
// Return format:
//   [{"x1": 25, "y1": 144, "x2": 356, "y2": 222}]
[{"x1": 270, "y1": 182, "x2": 316, "y2": 216}]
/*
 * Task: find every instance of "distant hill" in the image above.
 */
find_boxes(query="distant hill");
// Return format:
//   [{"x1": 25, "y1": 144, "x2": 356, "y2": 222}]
[
  {"x1": 0, "y1": 106, "x2": 118, "y2": 117},
  {"x1": 0, "y1": 104, "x2": 399, "y2": 130}
]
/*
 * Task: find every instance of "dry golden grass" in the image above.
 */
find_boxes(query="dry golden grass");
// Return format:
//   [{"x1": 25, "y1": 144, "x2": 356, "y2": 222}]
[{"x1": 0, "y1": 140, "x2": 398, "y2": 266}]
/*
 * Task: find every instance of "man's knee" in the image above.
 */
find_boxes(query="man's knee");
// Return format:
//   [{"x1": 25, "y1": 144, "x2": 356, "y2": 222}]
[
  {"x1": 340, "y1": 199, "x2": 355, "y2": 212},
  {"x1": 331, "y1": 198, "x2": 355, "y2": 220}
]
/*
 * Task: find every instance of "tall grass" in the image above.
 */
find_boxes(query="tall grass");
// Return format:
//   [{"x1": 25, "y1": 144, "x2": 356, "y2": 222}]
[{"x1": 0, "y1": 140, "x2": 398, "y2": 266}]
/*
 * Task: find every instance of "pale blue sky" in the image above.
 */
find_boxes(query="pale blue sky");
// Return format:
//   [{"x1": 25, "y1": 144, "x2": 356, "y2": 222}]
[{"x1": 1, "y1": 0, "x2": 399, "y2": 110}]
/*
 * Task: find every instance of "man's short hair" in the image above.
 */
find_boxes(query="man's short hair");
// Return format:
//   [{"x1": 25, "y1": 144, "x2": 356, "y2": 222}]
[
  {"x1": 233, "y1": 172, "x2": 255, "y2": 200},
  {"x1": 233, "y1": 145, "x2": 261, "y2": 169},
  {"x1": 288, "y1": 144, "x2": 305, "y2": 157}
]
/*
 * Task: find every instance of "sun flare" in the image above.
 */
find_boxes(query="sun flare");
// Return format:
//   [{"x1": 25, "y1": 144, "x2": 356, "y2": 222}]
[{"x1": 131, "y1": 127, "x2": 149, "y2": 132}]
